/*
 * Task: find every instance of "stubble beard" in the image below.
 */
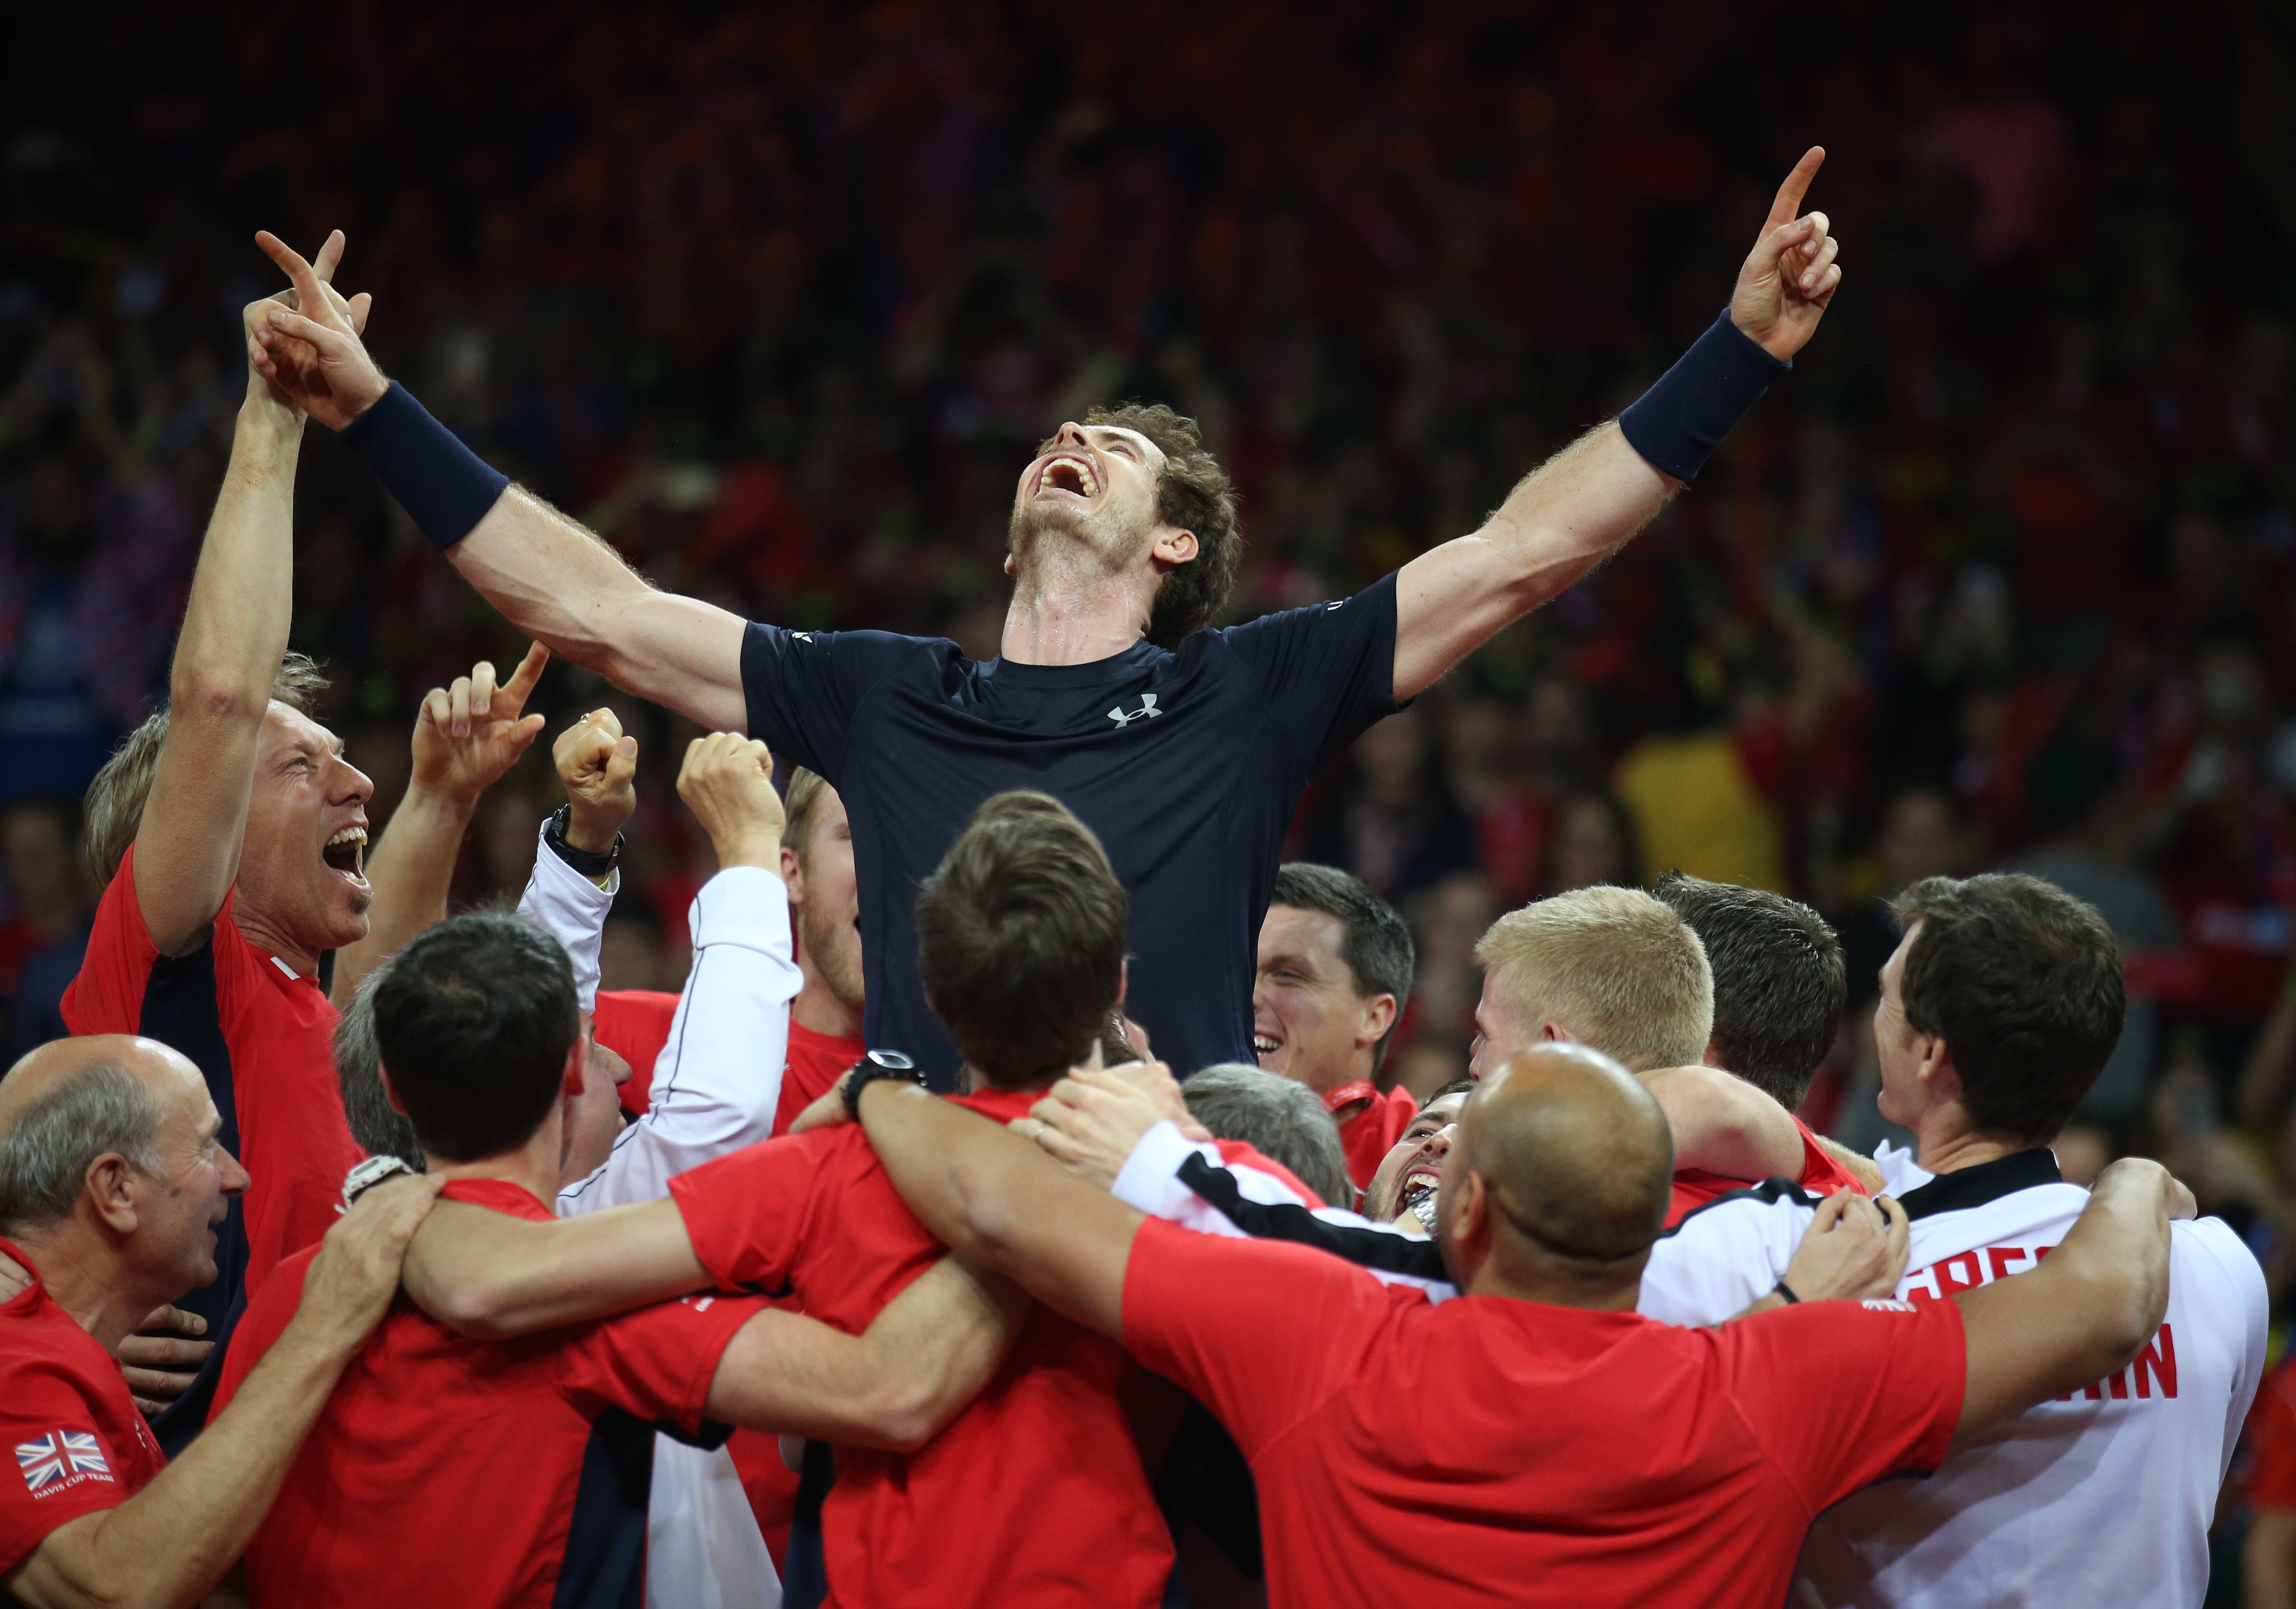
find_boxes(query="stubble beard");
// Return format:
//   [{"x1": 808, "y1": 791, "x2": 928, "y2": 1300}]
[{"x1": 800, "y1": 887, "x2": 866, "y2": 1012}]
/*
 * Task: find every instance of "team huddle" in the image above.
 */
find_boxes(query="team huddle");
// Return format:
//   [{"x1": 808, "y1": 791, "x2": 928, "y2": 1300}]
[{"x1": 0, "y1": 147, "x2": 2266, "y2": 1608}]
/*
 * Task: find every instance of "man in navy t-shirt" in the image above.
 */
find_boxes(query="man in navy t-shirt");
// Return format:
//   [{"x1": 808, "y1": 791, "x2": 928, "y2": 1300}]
[{"x1": 256, "y1": 153, "x2": 1846, "y2": 1084}]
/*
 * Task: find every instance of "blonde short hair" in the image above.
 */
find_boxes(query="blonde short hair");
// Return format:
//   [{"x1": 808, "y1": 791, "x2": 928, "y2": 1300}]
[
  {"x1": 1474, "y1": 885, "x2": 1714, "y2": 1071},
  {"x1": 781, "y1": 766, "x2": 830, "y2": 856}
]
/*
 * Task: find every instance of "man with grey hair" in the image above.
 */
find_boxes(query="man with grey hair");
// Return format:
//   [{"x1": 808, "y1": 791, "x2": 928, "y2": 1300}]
[
  {"x1": 1181, "y1": 1063, "x2": 1353, "y2": 1209},
  {"x1": 0, "y1": 1033, "x2": 437, "y2": 1609}
]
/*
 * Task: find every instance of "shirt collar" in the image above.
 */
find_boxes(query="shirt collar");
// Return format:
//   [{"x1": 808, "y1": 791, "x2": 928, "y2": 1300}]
[
  {"x1": 1323, "y1": 1080, "x2": 1380, "y2": 1114},
  {"x1": 1894, "y1": 1148, "x2": 2063, "y2": 1222}
]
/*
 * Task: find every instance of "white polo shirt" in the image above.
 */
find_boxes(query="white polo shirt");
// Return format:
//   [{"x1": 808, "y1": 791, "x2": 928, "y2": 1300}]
[{"x1": 1638, "y1": 1149, "x2": 2268, "y2": 1608}]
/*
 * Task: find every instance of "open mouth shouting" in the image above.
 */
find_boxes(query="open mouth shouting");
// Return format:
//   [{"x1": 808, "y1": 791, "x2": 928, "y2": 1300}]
[
  {"x1": 1036, "y1": 452, "x2": 1101, "y2": 500},
  {"x1": 1396, "y1": 1162, "x2": 1442, "y2": 1228},
  {"x1": 322, "y1": 824, "x2": 369, "y2": 891}
]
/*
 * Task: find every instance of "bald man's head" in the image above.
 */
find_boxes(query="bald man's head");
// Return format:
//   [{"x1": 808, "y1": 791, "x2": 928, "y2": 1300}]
[
  {"x1": 1439, "y1": 1045, "x2": 1673, "y2": 1292},
  {"x1": 0, "y1": 1035, "x2": 246, "y2": 1298},
  {"x1": 0, "y1": 1035, "x2": 203, "y2": 1135}
]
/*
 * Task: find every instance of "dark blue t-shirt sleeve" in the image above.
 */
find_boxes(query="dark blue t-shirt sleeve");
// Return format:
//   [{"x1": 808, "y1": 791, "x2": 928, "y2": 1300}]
[
  {"x1": 1216, "y1": 571, "x2": 1404, "y2": 771},
  {"x1": 739, "y1": 624, "x2": 923, "y2": 780}
]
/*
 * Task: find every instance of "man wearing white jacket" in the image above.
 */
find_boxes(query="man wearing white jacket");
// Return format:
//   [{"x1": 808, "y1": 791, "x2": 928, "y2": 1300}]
[{"x1": 510, "y1": 713, "x2": 802, "y2": 1609}]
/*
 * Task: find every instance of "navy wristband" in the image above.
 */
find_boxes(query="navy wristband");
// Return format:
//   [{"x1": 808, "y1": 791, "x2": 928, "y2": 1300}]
[
  {"x1": 337, "y1": 382, "x2": 510, "y2": 552},
  {"x1": 1617, "y1": 310, "x2": 1789, "y2": 483}
]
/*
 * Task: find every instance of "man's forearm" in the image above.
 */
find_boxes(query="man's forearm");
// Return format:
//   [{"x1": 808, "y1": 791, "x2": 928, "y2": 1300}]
[
  {"x1": 401, "y1": 1197, "x2": 705, "y2": 1339},
  {"x1": 4, "y1": 1321, "x2": 349, "y2": 1609},
  {"x1": 859, "y1": 1083, "x2": 1137, "y2": 1338},
  {"x1": 1642, "y1": 1065, "x2": 1802, "y2": 1181},
  {"x1": 171, "y1": 396, "x2": 302, "y2": 713},
  {"x1": 447, "y1": 489, "x2": 747, "y2": 728},
  {"x1": 131, "y1": 395, "x2": 305, "y2": 953},
  {"x1": 1393, "y1": 424, "x2": 1673, "y2": 699},
  {"x1": 706, "y1": 1259, "x2": 1024, "y2": 1451},
  {"x1": 329, "y1": 785, "x2": 473, "y2": 1006}
]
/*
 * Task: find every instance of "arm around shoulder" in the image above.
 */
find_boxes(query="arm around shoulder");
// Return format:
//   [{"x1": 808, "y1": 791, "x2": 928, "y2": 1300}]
[{"x1": 1950, "y1": 1158, "x2": 2181, "y2": 1435}]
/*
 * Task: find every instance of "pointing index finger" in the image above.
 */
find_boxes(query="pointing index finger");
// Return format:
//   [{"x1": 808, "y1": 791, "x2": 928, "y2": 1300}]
[
  {"x1": 253, "y1": 230, "x2": 332, "y2": 326},
  {"x1": 1763, "y1": 146, "x2": 1826, "y2": 232}
]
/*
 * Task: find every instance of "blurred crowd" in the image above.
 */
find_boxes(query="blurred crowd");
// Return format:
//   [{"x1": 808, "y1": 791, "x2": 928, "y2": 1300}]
[{"x1": 5, "y1": 0, "x2": 2296, "y2": 1294}]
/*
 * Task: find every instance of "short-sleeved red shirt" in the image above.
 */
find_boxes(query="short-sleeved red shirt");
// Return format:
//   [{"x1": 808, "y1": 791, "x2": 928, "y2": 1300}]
[
  {"x1": 212, "y1": 1178, "x2": 758, "y2": 1609},
  {"x1": 1327, "y1": 1081, "x2": 1417, "y2": 1196},
  {"x1": 62, "y1": 845, "x2": 362, "y2": 1298},
  {"x1": 669, "y1": 1086, "x2": 1172, "y2": 1609},
  {"x1": 1668, "y1": 1114, "x2": 1867, "y2": 1227},
  {"x1": 0, "y1": 1240, "x2": 166, "y2": 1577},
  {"x1": 723, "y1": 1017, "x2": 867, "y2": 1566},
  {"x1": 1123, "y1": 1217, "x2": 1965, "y2": 1609},
  {"x1": 593, "y1": 987, "x2": 679, "y2": 1118}
]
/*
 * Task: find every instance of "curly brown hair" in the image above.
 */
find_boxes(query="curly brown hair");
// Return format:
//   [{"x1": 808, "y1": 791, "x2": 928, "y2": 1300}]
[{"x1": 1069, "y1": 402, "x2": 1241, "y2": 647}]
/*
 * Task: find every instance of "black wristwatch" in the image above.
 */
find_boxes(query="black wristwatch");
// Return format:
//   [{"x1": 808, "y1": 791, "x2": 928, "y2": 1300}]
[
  {"x1": 842, "y1": 1050, "x2": 925, "y2": 1122},
  {"x1": 545, "y1": 803, "x2": 623, "y2": 880}
]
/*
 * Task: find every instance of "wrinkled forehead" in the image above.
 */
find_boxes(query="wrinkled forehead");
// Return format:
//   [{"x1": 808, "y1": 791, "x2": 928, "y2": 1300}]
[{"x1": 258, "y1": 701, "x2": 343, "y2": 761}]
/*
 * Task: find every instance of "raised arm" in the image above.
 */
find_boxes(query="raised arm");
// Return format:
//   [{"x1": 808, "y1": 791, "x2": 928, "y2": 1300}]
[
  {"x1": 331, "y1": 646, "x2": 549, "y2": 1006},
  {"x1": 1391, "y1": 147, "x2": 1840, "y2": 700},
  {"x1": 515, "y1": 708, "x2": 640, "y2": 1011},
  {"x1": 3, "y1": 1178, "x2": 436, "y2": 1609},
  {"x1": 705, "y1": 1258, "x2": 1027, "y2": 1452},
  {"x1": 131, "y1": 237, "x2": 362, "y2": 956},
  {"x1": 1950, "y1": 1158, "x2": 2183, "y2": 1436},
  {"x1": 247, "y1": 234, "x2": 747, "y2": 729},
  {"x1": 559, "y1": 734, "x2": 800, "y2": 1210},
  {"x1": 855, "y1": 1078, "x2": 1145, "y2": 1341}
]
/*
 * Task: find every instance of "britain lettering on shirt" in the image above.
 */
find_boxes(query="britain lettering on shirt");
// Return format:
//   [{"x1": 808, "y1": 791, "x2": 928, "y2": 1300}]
[
  {"x1": 1893, "y1": 1241, "x2": 2181, "y2": 1402},
  {"x1": 16, "y1": 1430, "x2": 113, "y2": 1499}
]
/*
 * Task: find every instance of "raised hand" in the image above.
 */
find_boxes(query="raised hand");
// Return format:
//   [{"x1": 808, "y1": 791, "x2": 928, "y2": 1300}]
[
  {"x1": 238, "y1": 230, "x2": 372, "y2": 418},
  {"x1": 248, "y1": 229, "x2": 391, "y2": 429},
  {"x1": 553, "y1": 709, "x2": 640, "y2": 857},
  {"x1": 1730, "y1": 146, "x2": 1843, "y2": 363},
  {"x1": 412, "y1": 642, "x2": 550, "y2": 807},
  {"x1": 677, "y1": 732, "x2": 786, "y2": 871}
]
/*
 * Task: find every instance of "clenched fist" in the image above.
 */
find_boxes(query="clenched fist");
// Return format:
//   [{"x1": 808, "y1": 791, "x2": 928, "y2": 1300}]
[
  {"x1": 553, "y1": 709, "x2": 640, "y2": 859},
  {"x1": 677, "y1": 732, "x2": 786, "y2": 872}
]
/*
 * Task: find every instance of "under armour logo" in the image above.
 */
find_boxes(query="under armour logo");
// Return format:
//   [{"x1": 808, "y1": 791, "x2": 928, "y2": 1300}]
[{"x1": 1108, "y1": 694, "x2": 1164, "y2": 727}]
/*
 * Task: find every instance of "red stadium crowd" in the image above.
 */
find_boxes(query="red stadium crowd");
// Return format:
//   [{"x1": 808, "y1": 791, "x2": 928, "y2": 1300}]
[{"x1": 5, "y1": 0, "x2": 2296, "y2": 1603}]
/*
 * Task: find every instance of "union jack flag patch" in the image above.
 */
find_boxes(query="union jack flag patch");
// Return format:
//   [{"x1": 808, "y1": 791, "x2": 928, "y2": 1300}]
[{"x1": 17, "y1": 1431, "x2": 110, "y2": 1495}]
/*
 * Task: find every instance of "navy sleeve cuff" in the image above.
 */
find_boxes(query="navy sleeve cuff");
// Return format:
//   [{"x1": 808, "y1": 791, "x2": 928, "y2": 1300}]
[
  {"x1": 337, "y1": 382, "x2": 510, "y2": 552},
  {"x1": 1617, "y1": 311, "x2": 1789, "y2": 483}
]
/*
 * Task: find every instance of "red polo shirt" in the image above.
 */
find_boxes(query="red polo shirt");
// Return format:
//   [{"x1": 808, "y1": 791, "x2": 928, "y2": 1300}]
[
  {"x1": 669, "y1": 1085, "x2": 1172, "y2": 1609},
  {"x1": 1123, "y1": 1218, "x2": 1965, "y2": 1609},
  {"x1": 594, "y1": 988, "x2": 679, "y2": 1118},
  {"x1": 1667, "y1": 1115, "x2": 1868, "y2": 1227},
  {"x1": 0, "y1": 1240, "x2": 167, "y2": 1577},
  {"x1": 214, "y1": 1179, "x2": 760, "y2": 1609},
  {"x1": 62, "y1": 846, "x2": 362, "y2": 1298},
  {"x1": 725, "y1": 1017, "x2": 868, "y2": 1569},
  {"x1": 1327, "y1": 1081, "x2": 1416, "y2": 1195}
]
